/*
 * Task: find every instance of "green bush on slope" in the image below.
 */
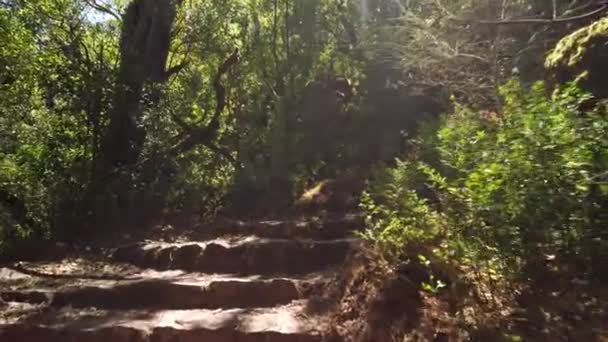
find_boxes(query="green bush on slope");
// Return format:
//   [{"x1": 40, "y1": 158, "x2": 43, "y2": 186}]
[{"x1": 362, "y1": 80, "x2": 608, "y2": 278}]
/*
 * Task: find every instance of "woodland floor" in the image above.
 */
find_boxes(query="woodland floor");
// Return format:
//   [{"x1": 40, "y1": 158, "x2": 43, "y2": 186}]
[{"x1": 1, "y1": 183, "x2": 608, "y2": 341}]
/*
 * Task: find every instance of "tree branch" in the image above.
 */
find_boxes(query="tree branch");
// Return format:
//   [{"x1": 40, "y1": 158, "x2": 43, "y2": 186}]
[
  {"x1": 553, "y1": 0, "x2": 558, "y2": 19},
  {"x1": 169, "y1": 48, "x2": 240, "y2": 155},
  {"x1": 204, "y1": 142, "x2": 238, "y2": 166},
  {"x1": 163, "y1": 60, "x2": 188, "y2": 81},
  {"x1": 83, "y1": 0, "x2": 122, "y2": 22},
  {"x1": 169, "y1": 109, "x2": 189, "y2": 131},
  {"x1": 476, "y1": 3, "x2": 607, "y2": 25},
  {"x1": 455, "y1": 53, "x2": 490, "y2": 63},
  {"x1": 90, "y1": 49, "x2": 241, "y2": 190},
  {"x1": 562, "y1": 0, "x2": 596, "y2": 17}
]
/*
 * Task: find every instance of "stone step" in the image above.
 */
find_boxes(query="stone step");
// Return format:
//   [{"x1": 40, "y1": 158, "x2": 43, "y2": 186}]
[
  {"x1": 1, "y1": 277, "x2": 305, "y2": 310},
  {"x1": 210, "y1": 214, "x2": 362, "y2": 240},
  {"x1": 0, "y1": 302, "x2": 328, "y2": 342},
  {"x1": 113, "y1": 237, "x2": 356, "y2": 275},
  {"x1": 1, "y1": 265, "x2": 328, "y2": 311}
]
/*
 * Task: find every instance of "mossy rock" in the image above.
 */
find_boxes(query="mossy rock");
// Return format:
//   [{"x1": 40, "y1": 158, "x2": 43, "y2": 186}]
[
  {"x1": 545, "y1": 17, "x2": 608, "y2": 97},
  {"x1": 545, "y1": 17, "x2": 608, "y2": 68}
]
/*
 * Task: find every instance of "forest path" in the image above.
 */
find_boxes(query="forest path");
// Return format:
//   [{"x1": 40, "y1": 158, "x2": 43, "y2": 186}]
[{"x1": 0, "y1": 214, "x2": 362, "y2": 341}]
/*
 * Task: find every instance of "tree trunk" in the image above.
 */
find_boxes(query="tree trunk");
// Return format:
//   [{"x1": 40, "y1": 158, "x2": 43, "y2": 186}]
[{"x1": 100, "y1": 0, "x2": 180, "y2": 171}]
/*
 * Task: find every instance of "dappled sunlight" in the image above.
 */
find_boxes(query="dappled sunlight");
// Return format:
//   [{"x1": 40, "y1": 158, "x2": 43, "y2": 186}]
[{"x1": 1, "y1": 0, "x2": 608, "y2": 340}]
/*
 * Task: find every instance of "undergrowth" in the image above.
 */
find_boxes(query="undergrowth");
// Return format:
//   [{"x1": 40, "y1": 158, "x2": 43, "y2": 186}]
[{"x1": 358, "y1": 80, "x2": 608, "y2": 339}]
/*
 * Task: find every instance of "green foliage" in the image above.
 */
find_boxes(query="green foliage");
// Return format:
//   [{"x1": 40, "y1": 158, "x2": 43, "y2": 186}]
[
  {"x1": 1, "y1": 0, "x2": 98, "y2": 246},
  {"x1": 0, "y1": 0, "x2": 366, "y2": 248},
  {"x1": 359, "y1": 160, "x2": 445, "y2": 259},
  {"x1": 362, "y1": 80, "x2": 608, "y2": 276}
]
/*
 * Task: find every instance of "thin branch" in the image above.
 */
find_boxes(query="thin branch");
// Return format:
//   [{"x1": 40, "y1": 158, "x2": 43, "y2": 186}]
[
  {"x1": 210, "y1": 48, "x2": 240, "y2": 127},
  {"x1": 83, "y1": 0, "x2": 121, "y2": 22},
  {"x1": 204, "y1": 143, "x2": 238, "y2": 166},
  {"x1": 455, "y1": 53, "x2": 490, "y2": 63},
  {"x1": 261, "y1": 71, "x2": 280, "y2": 100},
  {"x1": 553, "y1": 0, "x2": 558, "y2": 19},
  {"x1": 435, "y1": 0, "x2": 454, "y2": 18},
  {"x1": 169, "y1": 109, "x2": 190, "y2": 131},
  {"x1": 476, "y1": 3, "x2": 607, "y2": 25},
  {"x1": 562, "y1": 0, "x2": 596, "y2": 16},
  {"x1": 163, "y1": 60, "x2": 188, "y2": 81}
]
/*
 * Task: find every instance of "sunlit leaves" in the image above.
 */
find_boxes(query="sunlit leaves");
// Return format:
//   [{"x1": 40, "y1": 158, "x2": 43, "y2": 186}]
[{"x1": 363, "y1": 80, "x2": 608, "y2": 278}]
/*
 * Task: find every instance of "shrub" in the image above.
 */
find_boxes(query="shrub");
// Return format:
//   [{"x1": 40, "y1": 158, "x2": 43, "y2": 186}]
[{"x1": 362, "y1": 80, "x2": 608, "y2": 278}]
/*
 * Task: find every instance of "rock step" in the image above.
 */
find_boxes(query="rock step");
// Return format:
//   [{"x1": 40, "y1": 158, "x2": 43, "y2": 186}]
[
  {"x1": 1, "y1": 276, "x2": 307, "y2": 310},
  {"x1": 0, "y1": 302, "x2": 328, "y2": 342},
  {"x1": 114, "y1": 238, "x2": 355, "y2": 275},
  {"x1": 211, "y1": 214, "x2": 362, "y2": 239}
]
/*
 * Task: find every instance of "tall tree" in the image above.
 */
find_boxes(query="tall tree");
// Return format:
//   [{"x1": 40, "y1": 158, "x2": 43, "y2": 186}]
[{"x1": 100, "y1": 0, "x2": 182, "y2": 170}]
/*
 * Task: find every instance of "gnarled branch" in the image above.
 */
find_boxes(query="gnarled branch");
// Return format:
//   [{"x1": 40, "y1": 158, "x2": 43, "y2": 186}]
[
  {"x1": 92, "y1": 48, "x2": 241, "y2": 189},
  {"x1": 170, "y1": 48, "x2": 240, "y2": 161}
]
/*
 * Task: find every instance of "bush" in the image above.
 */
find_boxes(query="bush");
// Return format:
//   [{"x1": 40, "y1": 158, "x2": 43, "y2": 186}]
[
  {"x1": 360, "y1": 160, "x2": 445, "y2": 260},
  {"x1": 362, "y1": 80, "x2": 608, "y2": 278}
]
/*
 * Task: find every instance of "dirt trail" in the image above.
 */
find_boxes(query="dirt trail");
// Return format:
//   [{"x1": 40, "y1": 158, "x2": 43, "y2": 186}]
[{"x1": 0, "y1": 214, "x2": 362, "y2": 341}]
